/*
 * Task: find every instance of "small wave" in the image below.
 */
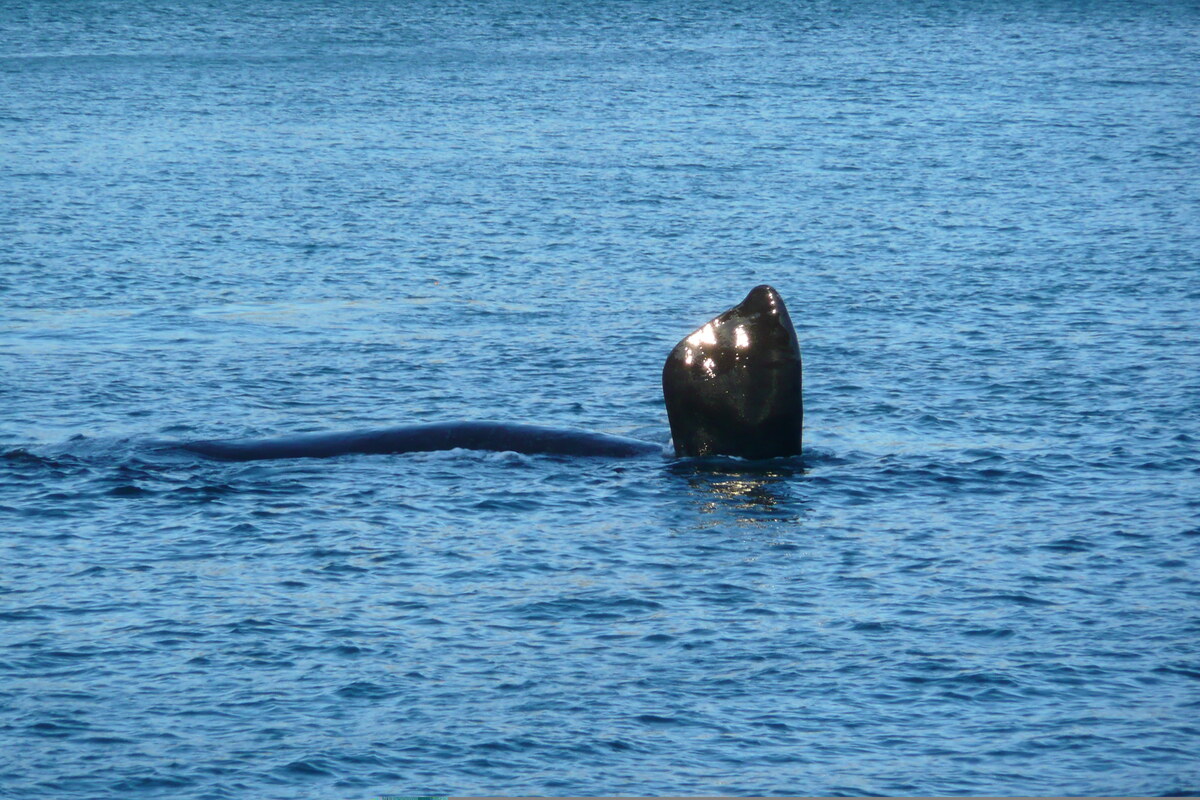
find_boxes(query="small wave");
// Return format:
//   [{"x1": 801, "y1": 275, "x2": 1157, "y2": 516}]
[
  {"x1": 1039, "y1": 537, "x2": 1091, "y2": 553},
  {"x1": 635, "y1": 713, "x2": 682, "y2": 726},
  {"x1": 1, "y1": 447, "x2": 53, "y2": 465},
  {"x1": 961, "y1": 627, "x2": 1017, "y2": 639},
  {"x1": 513, "y1": 593, "x2": 664, "y2": 621},
  {"x1": 109, "y1": 774, "x2": 195, "y2": 792},
  {"x1": 335, "y1": 681, "x2": 396, "y2": 699},
  {"x1": 1154, "y1": 664, "x2": 1200, "y2": 682},
  {"x1": 26, "y1": 718, "x2": 91, "y2": 737},
  {"x1": 849, "y1": 620, "x2": 894, "y2": 633},
  {"x1": 278, "y1": 758, "x2": 336, "y2": 777},
  {"x1": 901, "y1": 670, "x2": 1023, "y2": 689},
  {"x1": 974, "y1": 593, "x2": 1055, "y2": 607}
]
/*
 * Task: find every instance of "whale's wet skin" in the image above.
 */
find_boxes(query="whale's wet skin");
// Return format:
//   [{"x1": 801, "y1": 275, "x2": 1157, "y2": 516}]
[
  {"x1": 663, "y1": 285, "x2": 802, "y2": 458},
  {"x1": 180, "y1": 420, "x2": 663, "y2": 460},
  {"x1": 178, "y1": 285, "x2": 802, "y2": 462},
  {"x1": 3, "y1": 2, "x2": 1199, "y2": 797}
]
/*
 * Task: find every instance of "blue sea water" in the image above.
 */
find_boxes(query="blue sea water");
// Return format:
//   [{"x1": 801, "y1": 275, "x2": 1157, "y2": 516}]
[{"x1": 2, "y1": 0, "x2": 1199, "y2": 796}]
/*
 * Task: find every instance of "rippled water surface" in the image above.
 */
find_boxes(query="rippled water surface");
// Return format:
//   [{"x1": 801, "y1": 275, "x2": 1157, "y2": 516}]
[{"x1": 2, "y1": 1, "x2": 1199, "y2": 796}]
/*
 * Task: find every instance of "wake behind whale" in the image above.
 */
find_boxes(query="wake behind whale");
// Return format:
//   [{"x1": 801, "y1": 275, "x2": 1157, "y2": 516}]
[{"x1": 177, "y1": 285, "x2": 803, "y2": 462}]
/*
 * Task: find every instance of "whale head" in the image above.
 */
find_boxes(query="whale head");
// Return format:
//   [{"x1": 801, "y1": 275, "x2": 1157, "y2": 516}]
[{"x1": 662, "y1": 285, "x2": 803, "y2": 459}]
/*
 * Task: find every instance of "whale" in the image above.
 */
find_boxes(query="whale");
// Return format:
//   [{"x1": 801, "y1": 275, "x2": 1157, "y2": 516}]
[
  {"x1": 663, "y1": 284, "x2": 802, "y2": 458},
  {"x1": 179, "y1": 421, "x2": 661, "y2": 461},
  {"x1": 178, "y1": 285, "x2": 802, "y2": 462}
]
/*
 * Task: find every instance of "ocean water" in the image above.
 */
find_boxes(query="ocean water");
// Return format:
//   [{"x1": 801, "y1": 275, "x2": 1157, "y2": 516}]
[{"x1": 2, "y1": 1, "x2": 1198, "y2": 796}]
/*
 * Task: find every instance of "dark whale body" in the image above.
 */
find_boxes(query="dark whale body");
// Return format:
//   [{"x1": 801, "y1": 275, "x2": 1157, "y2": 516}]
[
  {"x1": 178, "y1": 285, "x2": 802, "y2": 462},
  {"x1": 180, "y1": 421, "x2": 660, "y2": 461},
  {"x1": 662, "y1": 285, "x2": 802, "y2": 458}
]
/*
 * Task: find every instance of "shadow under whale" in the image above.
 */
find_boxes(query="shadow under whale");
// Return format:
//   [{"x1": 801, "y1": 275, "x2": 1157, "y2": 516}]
[{"x1": 178, "y1": 285, "x2": 803, "y2": 462}]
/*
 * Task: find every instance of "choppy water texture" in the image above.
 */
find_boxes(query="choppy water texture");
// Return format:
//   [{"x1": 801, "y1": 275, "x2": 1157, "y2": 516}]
[{"x1": 3, "y1": 1, "x2": 1199, "y2": 796}]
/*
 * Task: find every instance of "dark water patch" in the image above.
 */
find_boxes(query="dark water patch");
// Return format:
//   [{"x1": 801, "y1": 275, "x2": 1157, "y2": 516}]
[
  {"x1": 0, "y1": 609, "x2": 51, "y2": 622},
  {"x1": 849, "y1": 620, "x2": 894, "y2": 633},
  {"x1": 105, "y1": 482, "x2": 153, "y2": 496},
  {"x1": 961, "y1": 627, "x2": 1017, "y2": 639},
  {"x1": 1039, "y1": 537, "x2": 1091, "y2": 553},
  {"x1": 278, "y1": 758, "x2": 335, "y2": 777},
  {"x1": 512, "y1": 594, "x2": 664, "y2": 621},
  {"x1": 335, "y1": 681, "x2": 396, "y2": 699},
  {"x1": 635, "y1": 713, "x2": 683, "y2": 726},
  {"x1": 471, "y1": 736, "x2": 541, "y2": 753},
  {"x1": 1154, "y1": 664, "x2": 1200, "y2": 682},
  {"x1": 1, "y1": 447, "x2": 63, "y2": 467},
  {"x1": 79, "y1": 734, "x2": 136, "y2": 744},
  {"x1": 26, "y1": 719, "x2": 92, "y2": 737},
  {"x1": 972, "y1": 593, "x2": 1056, "y2": 607},
  {"x1": 166, "y1": 482, "x2": 239, "y2": 501},
  {"x1": 900, "y1": 670, "x2": 1022, "y2": 688},
  {"x1": 110, "y1": 774, "x2": 196, "y2": 792},
  {"x1": 223, "y1": 617, "x2": 294, "y2": 635}
]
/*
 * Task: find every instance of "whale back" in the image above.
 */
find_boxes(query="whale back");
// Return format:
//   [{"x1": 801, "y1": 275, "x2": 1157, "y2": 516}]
[
  {"x1": 178, "y1": 422, "x2": 662, "y2": 461},
  {"x1": 662, "y1": 285, "x2": 802, "y2": 459}
]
